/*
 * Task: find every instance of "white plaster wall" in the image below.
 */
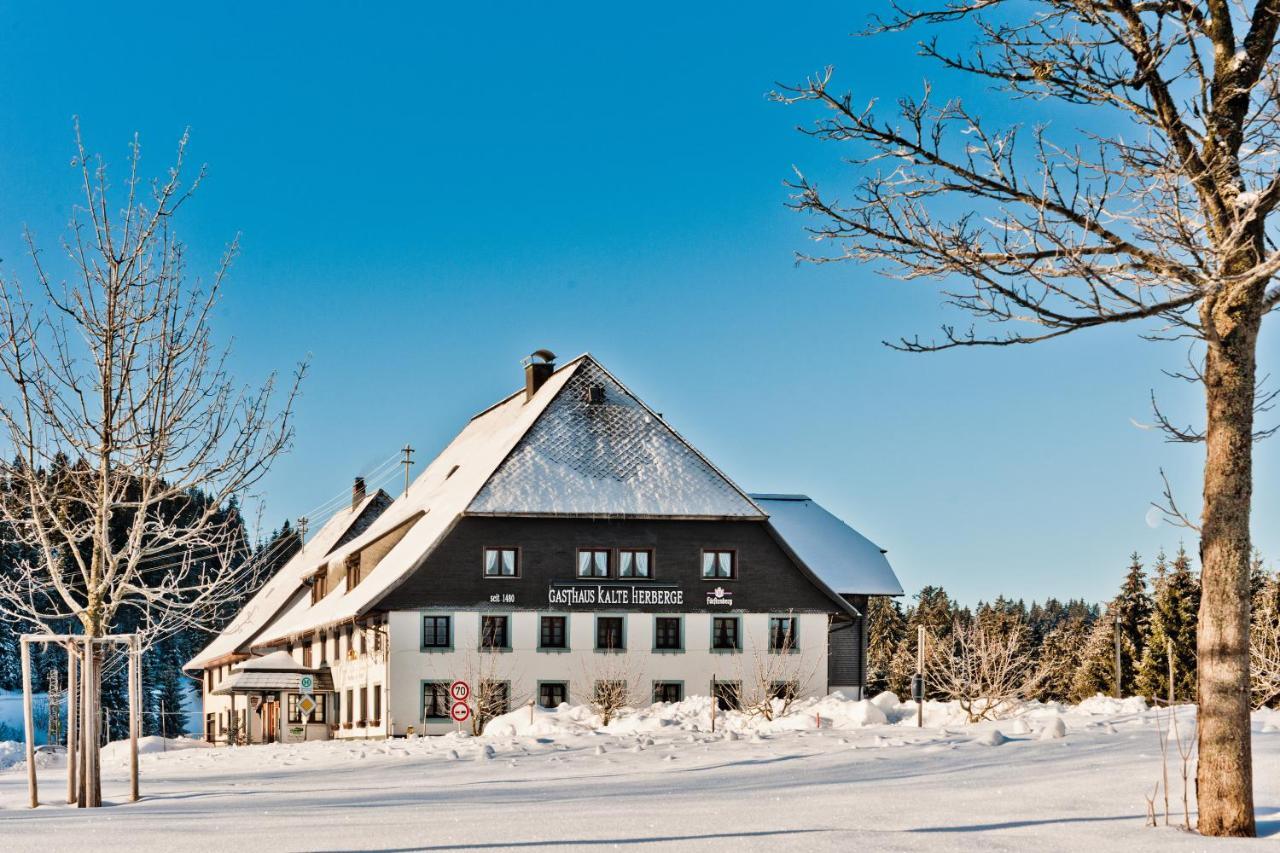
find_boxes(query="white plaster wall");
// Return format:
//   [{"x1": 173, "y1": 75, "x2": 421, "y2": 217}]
[{"x1": 386, "y1": 610, "x2": 829, "y2": 736}]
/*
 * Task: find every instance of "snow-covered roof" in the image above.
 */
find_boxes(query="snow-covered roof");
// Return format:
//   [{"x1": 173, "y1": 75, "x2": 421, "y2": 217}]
[
  {"x1": 238, "y1": 354, "x2": 767, "y2": 649},
  {"x1": 469, "y1": 358, "x2": 763, "y2": 518},
  {"x1": 753, "y1": 494, "x2": 903, "y2": 596},
  {"x1": 244, "y1": 356, "x2": 590, "y2": 647},
  {"x1": 231, "y1": 650, "x2": 318, "y2": 672},
  {"x1": 182, "y1": 490, "x2": 390, "y2": 672}
]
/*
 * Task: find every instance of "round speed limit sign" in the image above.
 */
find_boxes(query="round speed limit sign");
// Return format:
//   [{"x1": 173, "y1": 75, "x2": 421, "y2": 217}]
[
  {"x1": 449, "y1": 680, "x2": 470, "y2": 703},
  {"x1": 450, "y1": 702, "x2": 472, "y2": 723}
]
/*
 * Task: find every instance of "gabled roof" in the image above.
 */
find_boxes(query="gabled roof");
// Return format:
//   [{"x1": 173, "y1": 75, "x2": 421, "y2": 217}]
[
  {"x1": 239, "y1": 354, "x2": 766, "y2": 649},
  {"x1": 469, "y1": 358, "x2": 763, "y2": 518},
  {"x1": 182, "y1": 489, "x2": 391, "y2": 672},
  {"x1": 752, "y1": 494, "x2": 903, "y2": 596}
]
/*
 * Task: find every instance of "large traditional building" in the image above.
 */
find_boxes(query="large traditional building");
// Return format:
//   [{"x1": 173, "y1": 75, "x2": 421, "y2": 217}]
[{"x1": 185, "y1": 352, "x2": 902, "y2": 743}]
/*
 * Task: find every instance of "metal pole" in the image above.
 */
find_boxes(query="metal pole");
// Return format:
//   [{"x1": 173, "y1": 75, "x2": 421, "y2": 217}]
[
  {"x1": 21, "y1": 637, "x2": 37, "y2": 808},
  {"x1": 66, "y1": 644, "x2": 78, "y2": 804},
  {"x1": 128, "y1": 637, "x2": 139, "y2": 802},
  {"x1": 1113, "y1": 615, "x2": 1123, "y2": 699},
  {"x1": 917, "y1": 625, "x2": 925, "y2": 728}
]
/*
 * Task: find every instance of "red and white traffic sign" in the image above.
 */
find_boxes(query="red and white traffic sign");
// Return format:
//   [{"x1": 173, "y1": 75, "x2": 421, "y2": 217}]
[
  {"x1": 450, "y1": 702, "x2": 471, "y2": 723},
  {"x1": 449, "y1": 680, "x2": 470, "y2": 703}
]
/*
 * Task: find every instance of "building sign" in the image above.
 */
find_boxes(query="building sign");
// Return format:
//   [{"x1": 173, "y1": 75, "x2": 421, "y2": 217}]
[
  {"x1": 706, "y1": 586, "x2": 733, "y2": 607},
  {"x1": 547, "y1": 582, "x2": 684, "y2": 607}
]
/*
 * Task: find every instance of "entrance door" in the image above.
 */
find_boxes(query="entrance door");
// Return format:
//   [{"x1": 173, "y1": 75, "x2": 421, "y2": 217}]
[{"x1": 264, "y1": 701, "x2": 279, "y2": 742}]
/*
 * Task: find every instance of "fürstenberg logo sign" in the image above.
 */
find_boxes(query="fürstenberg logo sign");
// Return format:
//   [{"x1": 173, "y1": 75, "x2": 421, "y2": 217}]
[{"x1": 547, "y1": 582, "x2": 684, "y2": 607}]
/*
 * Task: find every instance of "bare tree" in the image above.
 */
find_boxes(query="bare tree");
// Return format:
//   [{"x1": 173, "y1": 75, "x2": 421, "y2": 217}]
[
  {"x1": 734, "y1": 615, "x2": 821, "y2": 721},
  {"x1": 1250, "y1": 608, "x2": 1280, "y2": 709},
  {"x1": 0, "y1": 126, "x2": 303, "y2": 804},
  {"x1": 581, "y1": 649, "x2": 644, "y2": 726},
  {"x1": 467, "y1": 654, "x2": 523, "y2": 736},
  {"x1": 928, "y1": 618, "x2": 1046, "y2": 722},
  {"x1": 776, "y1": 1, "x2": 1280, "y2": 835}
]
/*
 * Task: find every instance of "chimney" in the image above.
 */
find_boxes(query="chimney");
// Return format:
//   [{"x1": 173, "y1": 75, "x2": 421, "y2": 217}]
[
  {"x1": 523, "y1": 349, "x2": 556, "y2": 401},
  {"x1": 352, "y1": 476, "x2": 366, "y2": 511}
]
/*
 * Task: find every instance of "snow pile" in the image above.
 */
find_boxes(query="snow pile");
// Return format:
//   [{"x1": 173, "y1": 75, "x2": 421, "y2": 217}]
[
  {"x1": 1040, "y1": 717, "x2": 1067, "y2": 740},
  {"x1": 482, "y1": 703, "x2": 601, "y2": 738},
  {"x1": 1075, "y1": 694, "x2": 1148, "y2": 716},
  {"x1": 100, "y1": 736, "x2": 210, "y2": 764},
  {"x1": 0, "y1": 740, "x2": 23, "y2": 770}
]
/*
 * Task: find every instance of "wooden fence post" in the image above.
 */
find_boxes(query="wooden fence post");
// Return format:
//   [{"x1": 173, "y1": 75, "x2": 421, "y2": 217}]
[
  {"x1": 128, "y1": 636, "x2": 140, "y2": 802},
  {"x1": 21, "y1": 637, "x2": 37, "y2": 808},
  {"x1": 66, "y1": 643, "x2": 78, "y2": 804}
]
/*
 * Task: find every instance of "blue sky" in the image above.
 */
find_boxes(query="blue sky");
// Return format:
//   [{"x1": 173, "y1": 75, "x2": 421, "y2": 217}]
[{"x1": 0, "y1": 3, "x2": 1274, "y2": 606}]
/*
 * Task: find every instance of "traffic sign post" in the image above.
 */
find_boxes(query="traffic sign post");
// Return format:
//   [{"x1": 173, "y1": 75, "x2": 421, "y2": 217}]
[
  {"x1": 298, "y1": 675, "x2": 316, "y2": 742},
  {"x1": 449, "y1": 681, "x2": 472, "y2": 732}
]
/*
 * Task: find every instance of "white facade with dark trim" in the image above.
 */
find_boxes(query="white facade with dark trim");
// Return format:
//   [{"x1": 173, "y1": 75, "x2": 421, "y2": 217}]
[{"x1": 186, "y1": 352, "x2": 902, "y2": 742}]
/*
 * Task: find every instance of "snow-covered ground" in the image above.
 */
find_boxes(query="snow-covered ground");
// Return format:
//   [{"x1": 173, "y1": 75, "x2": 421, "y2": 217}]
[{"x1": 0, "y1": 693, "x2": 1277, "y2": 851}]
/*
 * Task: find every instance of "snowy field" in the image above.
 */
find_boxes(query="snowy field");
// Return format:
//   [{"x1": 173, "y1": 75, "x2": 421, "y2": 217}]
[{"x1": 1, "y1": 693, "x2": 1277, "y2": 852}]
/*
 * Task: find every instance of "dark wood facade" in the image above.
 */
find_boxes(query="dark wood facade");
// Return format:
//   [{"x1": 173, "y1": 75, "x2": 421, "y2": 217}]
[{"x1": 376, "y1": 516, "x2": 848, "y2": 615}]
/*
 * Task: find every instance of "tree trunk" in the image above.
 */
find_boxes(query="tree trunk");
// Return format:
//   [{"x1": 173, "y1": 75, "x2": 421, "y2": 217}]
[{"x1": 1195, "y1": 292, "x2": 1260, "y2": 837}]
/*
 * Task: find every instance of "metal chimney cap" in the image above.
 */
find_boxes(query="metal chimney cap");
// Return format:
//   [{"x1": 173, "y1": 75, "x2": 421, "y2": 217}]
[{"x1": 522, "y1": 349, "x2": 557, "y2": 366}]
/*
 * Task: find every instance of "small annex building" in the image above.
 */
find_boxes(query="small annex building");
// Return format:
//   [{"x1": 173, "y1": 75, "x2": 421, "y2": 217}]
[{"x1": 185, "y1": 352, "x2": 902, "y2": 744}]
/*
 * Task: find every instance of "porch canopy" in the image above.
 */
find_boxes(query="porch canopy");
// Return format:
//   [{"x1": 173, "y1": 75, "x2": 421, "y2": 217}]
[{"x1": 211, "y1": 650, "x2": 334, "y2": 695}]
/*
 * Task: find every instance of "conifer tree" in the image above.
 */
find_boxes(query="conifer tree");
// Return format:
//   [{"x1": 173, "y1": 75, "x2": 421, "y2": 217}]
[
  {"x1": 1113, "y1": 553, "x2": 1152, "y2": 695},
  {"x1": 865, "y1": 595, "x2": 907, "y2": 697},
  {"x1": 1033, "y1": 616, "x2": 1091, "y2": 702},
  {"x1": 1138, "y1": 546, "x2": 1200, "y2": 702},
  {"x1": 1071, "y1": 613, "x2": 1120, "y2": 701}
]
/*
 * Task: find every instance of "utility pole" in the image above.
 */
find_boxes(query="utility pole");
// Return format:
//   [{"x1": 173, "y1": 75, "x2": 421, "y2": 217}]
[
  {"x1": 916, "y1": 625, "x2": 925, "y2": 728},
  {"x1": 297, "y1": 516, "x2": 309, "y2": 543},
  {"x1": 401, "y1": 444, "x2": 415, "y2": 496}
]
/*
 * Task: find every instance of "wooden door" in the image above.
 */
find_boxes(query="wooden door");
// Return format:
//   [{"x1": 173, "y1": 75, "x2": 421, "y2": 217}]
[{"x1": 264, "y1": 701, "x2": 278, "y2": 742}]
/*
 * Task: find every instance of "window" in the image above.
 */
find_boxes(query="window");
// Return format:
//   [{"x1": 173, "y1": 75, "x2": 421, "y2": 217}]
[
  {"x1": 422, "y1": 682, "x2": 450, "y2": 720},
  {"x1": 540, "y1": 615, "x2": 567, "y2": 649},
  {"x1": 712, "y1": 616, "x2": 740, "y2": 651},
  {"x1": 712, "y1": 680, "x2": 742, "y2": 711},
  {"x1": 577, "y1": 548, "x2": 610, "y2": 578},
  {"x1": 422, "y1": 615, "x2": 452, "y2": 649},
  {"x1": 319, "y1": 631, "x2": 328, "y2": 664},
  {"x1": 769, "y1": 617, "x2": 797, "y2": 652},
  {"x1": 653, "y1": 682, "x2": 683, "y2": 704},
  {"x1": 359, "y1": 626, "x2": 368, "y2": 656},
  {"x1": 287, "y1": 693, "x2": 327, "y2": 723},
  {"x1": 479, "y1": 681, "x2": 510, "y2": 724},
  {"x1": 329, "y1": 632, "x2": 336, "y2": 662},
  {"x1": 593, "y1": 680, "x2": 626, "y2": 707},
  {"x1": 702, "y1": 550, "x2": 735, "y2": 579},
  {"x1": 302, "y1": 641, "x2": 312, "y2": 668},
  {"x1": 373, "y1": 685, "x2": 382, "y2": 722},
  {"x1": 373, "y1": 625, "x2": 383, "y2": 653},
  {"x1": 483, "y1": 547, "x2": 519, "y2": 577},
  {"x1": 310, "y1": 573, "x2": 327, "y2": 604},
  {"x1": 770, "y1": 681, "x2": 799, "y2": 703},
  {"x1": 654, "y1": 617, "x2": 682, "y2": 651},
  {"x1": 345, "y1": 689, "x2": 354, "y2": 723},
  {"x1": 481, "y1": 615, "x2": 510, "y2": 650},
  {"x1": 539, "y1": 682, "x2": 568, "y2": 708},
  {"x1": 345, "y1": 553, "x2": 363, "y2": 590},
  {"x1": 596, "y1": 616, "x2": 625, "y2": 651},
  {"x1": 359, "y1": 687, "x2": 368, "y2": 723},
  {"x1": 618, "y1": 549, "x2": 651, "y2": 578}
]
